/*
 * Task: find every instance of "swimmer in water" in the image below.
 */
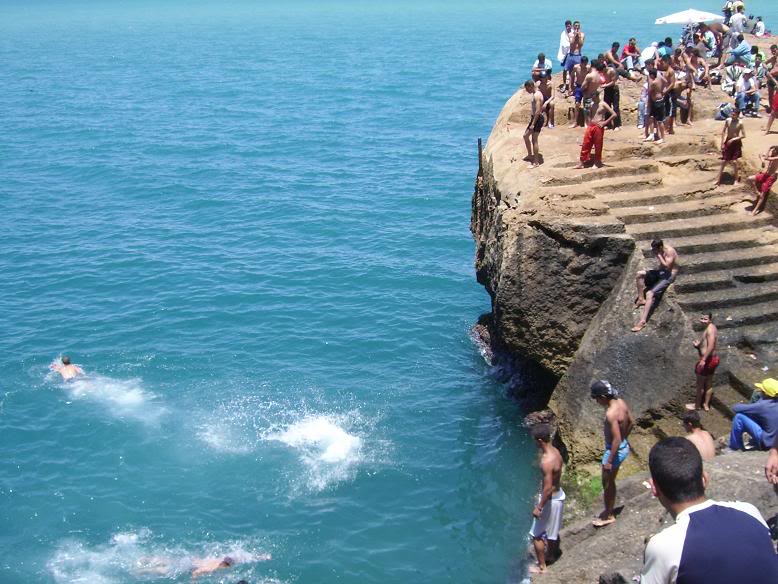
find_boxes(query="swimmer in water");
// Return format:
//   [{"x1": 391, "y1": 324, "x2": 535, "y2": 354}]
[
  {"x1": 191, "y1": 556, "x2": 235, "y2": 579},
  {"x1": 50, "y1": 356, "x2": 84, "y2": 381}
]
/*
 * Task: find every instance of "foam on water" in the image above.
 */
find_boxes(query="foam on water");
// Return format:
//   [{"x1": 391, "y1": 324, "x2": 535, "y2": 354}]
[
  {"x1": 48, "y1": 529, "x2": 274, "y2": 584},
  {"x1": 49, "y1": 360, "x2": 166, "y2": 424}
]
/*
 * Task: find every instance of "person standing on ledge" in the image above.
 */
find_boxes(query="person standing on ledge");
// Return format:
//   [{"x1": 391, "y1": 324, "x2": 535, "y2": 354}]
[
  {"x1": 641, "y1": 437, "x2": 778, "y2": 584},
  {"x1": 564, "y1": 21, "x2": 585, "y2": 93},
  {"x1": 682, "y1": 410, "x2": 716, "y2": 461},
  {"x1": 715, "y1": 108, "x2": 745, "y2": 186},
  {"x1": 523, "y1": 80, "x2": 545, "y2": 169},
  {"x1": 632, "y1": 239, "x2": 679, "y2": 332},
  {"x1": 528, "y1": 423, "x2": 565, "y2": 574},
  {"x1": 574, "y1": 100, "x2": 616, "y2": 169},
  {"x1": 557, "y1": 20, "x2": 572, "y2": 92},
  {"x1": 49, "y1": 356, "x2": 84, "y2": 381},
  {"x1": 686, "y1": 313, "x2": 719, "y2": 411},
  {"x1": 590, "y1": 380, "x2": 633, "y2": 528},
  {"x1": 747, "y1": 145, "x2": 778, "y2": 215}
]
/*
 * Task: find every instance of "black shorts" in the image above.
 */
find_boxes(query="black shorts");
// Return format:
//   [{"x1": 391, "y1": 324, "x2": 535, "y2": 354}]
[
  {"x1": 527, "y1": 114, "x2": 545, "y2": 133},
  {"x1": 650, "y1": 99, "x2": 666, "y2": 121},
  {"x1": 665, "y1": 92, "x2": 676, "y2": 117},
  {"x1": 645, "y1": 269, "x2": 675, "y2": 296}
]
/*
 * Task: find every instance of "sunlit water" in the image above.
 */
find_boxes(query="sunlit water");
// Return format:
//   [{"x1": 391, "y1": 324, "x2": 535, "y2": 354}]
[{"x1": 1, "y1": 1, "x2": 770, "y2": 582}]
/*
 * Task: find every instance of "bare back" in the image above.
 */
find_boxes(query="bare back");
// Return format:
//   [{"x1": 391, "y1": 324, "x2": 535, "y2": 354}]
[
  {"x1": 686, "y1": 429, "x2": 716, "y2": 461},
  {"x1": 540, "y1": 446, "x2": 563, "y2": 493}
]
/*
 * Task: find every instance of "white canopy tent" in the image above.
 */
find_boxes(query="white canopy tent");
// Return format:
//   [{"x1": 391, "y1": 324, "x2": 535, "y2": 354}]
[{"x1": 655, "y1": 9, "x2": 724, "y2": 25}]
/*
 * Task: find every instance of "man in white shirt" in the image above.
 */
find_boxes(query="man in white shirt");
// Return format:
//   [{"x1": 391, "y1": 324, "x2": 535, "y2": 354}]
[
  {"x1": 640, "y1": 437, "x2": 778, "y2": 584},
  {"x1": 558, "y1": 20, "x2": 572, "y2": 91},
  {"x1": 736, "y1": 68, "x2": 761, "y2": 116},
  {"x1": 729, "y1": 6, "x2": 747, "y2": 47}
]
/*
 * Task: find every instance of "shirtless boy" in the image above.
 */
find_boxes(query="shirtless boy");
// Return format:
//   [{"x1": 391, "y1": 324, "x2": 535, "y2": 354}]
[
  {"x1": 50, "y1": 356, "x2": 84, "y2": 381},
  {"x1": 537, "y1": 71, "x2": 555, "y2": 128},
  {"x1": 633, "y1": 239, "x2": 679, "y2": 332},
  {"x1": 748, "y1": 145, "x2": 778, "y2": 215},
  {"x1": 686, "y1": 313, "x2": 719, "y2": 411},
  {"x1": 590, "y1": 380, "x2": 634, "y2": 527},
  {"x1": 528, "y1": 423, "x2": 565, "y2": 574},
  {"x1": 715, "y1": 108, "x2": 745, "y2": 186},
  {"x1": 682, "y1": 410, "x2": 716, "y2": 461},
  {"x1": 568, "y1": 56, "x2": 590, "y2": 128},
  {"x1": 645, "y1": 69, "x2": 666, "y2": 144},
  {"x1": 575, "y1": 100, "x2": 616, "y2": 169},
  {"x1": 581, "y1": 61, "x2": 604, "y2": 126},
  {"x1": 523, "y1": 80, "x2": 546, "y2": 168},
  {"x1": 659, "y1": 56, "x2": 677, "y2": 135}
]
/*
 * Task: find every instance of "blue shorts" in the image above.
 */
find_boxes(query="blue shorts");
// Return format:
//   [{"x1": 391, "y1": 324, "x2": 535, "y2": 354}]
[
  {"x1": 565, "y1": 53, "x2": 582, "y2": 72},
  {"x1": 602, "y1": 440, "x2": 630, "y2": 468},
  {"x1": 574, "y1": 84, "x2": 583, "y2": 103}
]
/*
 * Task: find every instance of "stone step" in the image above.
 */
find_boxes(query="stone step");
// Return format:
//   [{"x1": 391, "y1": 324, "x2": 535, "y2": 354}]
[
  {"x1": 681, "y1": 246, "x2": 778, "y2": 275},
  {"x1": 615, "y1": 195, "x2": 742, "y2": 225},
  {"x1": 609, "y1": 139, "x2": 718, "y2": 161},
  {"x1": 673, "y1": 261, "x2": 778, "y2": 293},
  {"x1": 537, "y1": 163, "x2": 658, "y2": 187},
  {"x1": 677, "y1": 281, "x2": 778, "y2": 312},
  {"x1": 691, "y1": 302, "x2": 778, "y2": 331},
  {"x1": 655, "y1": 154, "x2": 721, "y2": 173},
  {"x1": 627, "y1": 211, "x2": 774, "y2": 240},
  {"x1": 638, "y1": 229, "x2": 770, "y2": 258},
  {"x1": 600, "y1": 183, "x2": 745, "y2": 209},
  {"x1": 553, "y1": 177, "x2": 664, "y2": 199},
  {"x1": 719, "y1": 323, "x2": 778, "y2": 347}
]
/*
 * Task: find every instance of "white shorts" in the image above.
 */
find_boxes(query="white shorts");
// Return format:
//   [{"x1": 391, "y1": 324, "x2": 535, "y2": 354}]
[{"x1": 529, "y1": 488, "x2": 566, "y2": 541}]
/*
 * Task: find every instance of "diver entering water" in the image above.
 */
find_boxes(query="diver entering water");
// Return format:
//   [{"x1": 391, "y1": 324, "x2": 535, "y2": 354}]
[{"x1": 50, "y1": 355, "x2": 84, "y2": 381}]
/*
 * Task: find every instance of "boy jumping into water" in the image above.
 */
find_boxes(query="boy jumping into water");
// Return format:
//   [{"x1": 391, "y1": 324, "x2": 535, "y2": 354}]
[
  {"x1": 528, "y1": 423, "x2": 565, "y2": 574},
  {"x1": 50, "y1": 356, "x2": 84, "y2": 381},
  {"x1": 590, "y1": 380, "x2": 633, "y2": 528}
]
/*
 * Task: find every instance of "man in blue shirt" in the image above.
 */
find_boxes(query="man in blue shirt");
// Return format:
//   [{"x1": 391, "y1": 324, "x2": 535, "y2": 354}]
[
  {"x1": 729, "y1": 385, "x2": 778, "y2": 451},
  {"x1": 641, "y1": 437, "x2": 778, "y2": 583}
]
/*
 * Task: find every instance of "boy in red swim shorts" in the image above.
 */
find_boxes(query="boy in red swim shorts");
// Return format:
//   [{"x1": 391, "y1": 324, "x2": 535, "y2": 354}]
[
  {"x1": 748, "y1": 145, "x2": 778, "y2": 215},
  {"x1": 715, "y1": 109, "x2": 745, "y2": 186},
  {"x1": 687, "y1": 313, "x2": 718, "y2": 412}
]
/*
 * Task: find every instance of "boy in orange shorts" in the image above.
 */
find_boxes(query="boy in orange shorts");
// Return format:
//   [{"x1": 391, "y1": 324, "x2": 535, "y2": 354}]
[{"x1": 749, "y1": 145, "x2": 778, "y2": 215}]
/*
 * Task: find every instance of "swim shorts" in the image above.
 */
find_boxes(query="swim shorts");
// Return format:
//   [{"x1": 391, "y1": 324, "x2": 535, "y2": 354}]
[
  {"x1": 574, "y1": 83, "x2": 583, "y2": 104},
  {"x1": 773, "y1": 92, "x2": 778, "y2": 112},
  {"x1": 565, "y1": 52, "x2": 582, "y2": 72},
  {"x1": 527, "y1": 114, "x2": 545, "y2": 133},
  {"x1": 695, "y1": 354, "x2": 720, "y2": 376},
  {"x1": 602, "y1": 440, "x2": 630, "y2": 469},
  {"x1": 582, "y1": 96, "x2": 595, "y2": 118},
  {"x1": 650, "y1": 99, "x2": 666, "y2": 122},
  {"x1": 664, "y1": 92, "x2": 675, "y2": 117},
  {"x1": 755, "y1": 172, "x2": 777, "y2": 195},
  {"x1": 722, "y1": 139, "x2": 742, "y2": 162},
  {"x1": 529, "y1": 488, "x2": 566, "y2": 541},
  {"x1": 645, "y1": 268, "x2": 675, "y2": 296}
]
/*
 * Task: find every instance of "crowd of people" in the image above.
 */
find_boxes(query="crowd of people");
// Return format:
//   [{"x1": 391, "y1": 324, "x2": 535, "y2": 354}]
[
  {"x1": 524, "y1": 10, "x2": 778, "y2": 580},
  {"x1": 519, "y1": 15, "x2": 778, "y2": 214}
]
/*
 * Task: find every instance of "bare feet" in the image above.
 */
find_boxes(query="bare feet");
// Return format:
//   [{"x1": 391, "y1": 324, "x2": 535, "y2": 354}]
[
  {"x1": 634, "y1": 297, "x2": 646, "y2": 308},
  {"x1": 574, "y1": 163, "x2": 586, "y2": 169},
  {"x1": 529, "y1": 565, "x2": 547, "y2": 574},
  {"x1": 594, "y1": 161, "x2": 604, "y2": 168},
  {"x1": 655, "y1": 139, "x2": 665, "y2": 145},
  {"x1": 592, "y1": 517, "x2": 616, "y2": 528},
  {"x1": 631, "y1": 321, "x2": 646, "y2": 332},
  {"x1": 685, "y1": 403, "x2": 699, "y2": 411}
]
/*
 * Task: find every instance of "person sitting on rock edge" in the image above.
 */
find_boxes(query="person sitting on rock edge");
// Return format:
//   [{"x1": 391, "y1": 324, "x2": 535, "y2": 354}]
[
  {"x1": 728, "y1": 378, "x2": 778, "y2": 452},
  {"x1": 590, "y1": 380, "x2": 633, "y2": 528},
  {"x1": 686, "y1": 313, "x2": 719, "y2": 412},
  {"x1": 632, "y1": 239, "x2": 679, "y2": 332},
  {"x1": 641, "y1": 437, "x2": 778, "y2": 584},
  {"x1": 528, "y1": 423, "x2": 565, "y2": 574},
  {"x1": 682, "y1": 410, "x2": 716, "y2": 461}
]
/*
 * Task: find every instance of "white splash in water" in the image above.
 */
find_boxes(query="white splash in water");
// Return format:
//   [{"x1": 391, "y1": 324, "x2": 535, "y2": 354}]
[
  {"x1": 49, "y1": 360, "x2": 165, "y2": 424},
  {"x1": 266, "y1": 414, "x2": 364, "y2": 492},
  {"x1": 48, "y1": 530, "x2": 273, "y2": 583}
]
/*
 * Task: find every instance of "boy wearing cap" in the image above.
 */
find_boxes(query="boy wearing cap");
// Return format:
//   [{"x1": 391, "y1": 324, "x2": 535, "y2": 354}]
[
  {"x1": 735, "y1": 68, "x2": 761, "y2": 116},
  {"x1": 590, "y1": 380, "x2": 634, "y2": 527},
  {"x1": 728, "y1": 378, "x2": 778, "y2": 451}
]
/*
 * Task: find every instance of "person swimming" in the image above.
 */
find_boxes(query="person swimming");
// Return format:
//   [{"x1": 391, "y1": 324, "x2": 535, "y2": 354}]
[{"x1": 50, "y1": 356, "x2": 84, "y2": 381}]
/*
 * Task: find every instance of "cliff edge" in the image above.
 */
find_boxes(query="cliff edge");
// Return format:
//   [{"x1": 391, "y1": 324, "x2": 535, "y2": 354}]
[{"x1": 472, "y1": 34, "x2": 778, "y2": 473}]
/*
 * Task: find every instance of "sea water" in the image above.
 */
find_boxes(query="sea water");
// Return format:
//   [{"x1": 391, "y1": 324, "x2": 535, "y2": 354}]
[{"x1": 1, "y1": 1, "x2": 772, "y2": 582}]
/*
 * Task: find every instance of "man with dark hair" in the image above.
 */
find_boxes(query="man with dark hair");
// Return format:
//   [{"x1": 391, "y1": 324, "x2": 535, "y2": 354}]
[
  {"x1": 641, "y1": 437, "x2": 778, "y2": 583},
  {"x1": 686, "y1": 314, "x2": 719, "y2": 411},
  {"x1": 523, "y1": 80, "x2": 546, "y2": 169},
  {"x1": 590, "y1": 380, "x2": 633, "y2": 527},
  {"x1": 49, "y1": 355, "x2": 84, "y2": 381},
  {"x1": 528, "y1": 423, "x2": 565, "y2": 574},
  {"x1": 558, "y1": 20, "x2": 573, "y2": 91},
  {"x1": 682, "y1": 410, "x2": 716, "y2": 461},
  {"x1": 633, "y1": 239, "x2": 679, "y2": 332}
]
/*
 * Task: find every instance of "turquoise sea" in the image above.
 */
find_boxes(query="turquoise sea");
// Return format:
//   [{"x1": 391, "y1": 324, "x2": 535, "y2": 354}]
[{"x1": 1, "y1": 1, "x2": 773, "y2": 582}]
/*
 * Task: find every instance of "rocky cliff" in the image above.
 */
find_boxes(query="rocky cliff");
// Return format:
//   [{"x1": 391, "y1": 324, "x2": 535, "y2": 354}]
[{"x1": 472, "y1": 43, "x2": 778, "y2": 472}]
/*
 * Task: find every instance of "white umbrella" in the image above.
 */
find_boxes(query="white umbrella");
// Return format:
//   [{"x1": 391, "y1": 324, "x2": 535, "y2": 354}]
[{"x1": 655, "y1": 9, "x2": 724, "y2": 25}]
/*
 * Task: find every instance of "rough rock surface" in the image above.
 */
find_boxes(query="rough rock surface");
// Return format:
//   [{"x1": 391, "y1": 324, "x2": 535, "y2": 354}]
[
  {"x1": 536, "y1": 451, "x2": 778, "y2": 584},
  {"x1": 472, "y1": 33, "x2": 778, "y2": 470}
]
